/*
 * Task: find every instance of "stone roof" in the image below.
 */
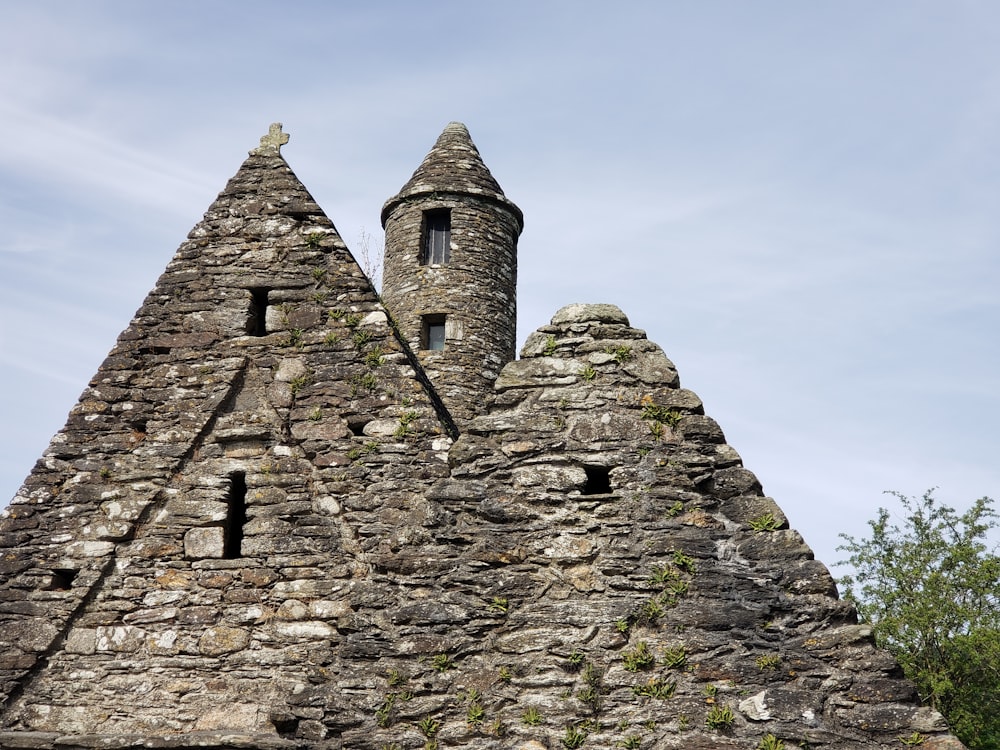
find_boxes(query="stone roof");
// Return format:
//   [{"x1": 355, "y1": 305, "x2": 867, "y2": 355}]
[
  {"x1": 381, "y1": 122, "x2": 523, "y2": 230},
  {"x1": 0, "y1": 126, "x2": 967, "y2": 750}
]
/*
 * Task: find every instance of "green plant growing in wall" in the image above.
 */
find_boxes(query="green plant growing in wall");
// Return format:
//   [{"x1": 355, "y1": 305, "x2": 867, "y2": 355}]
[
  {"x1": 364, "y1": 344, "x2": 385, "y2": 367},
  {"x1": 665, "y1": 500, "x2": 684, "y2": 517},
  {"x1": 350, "y1": 371, "x2": 378, "y2": 396},
  {"x1": 353, "y1": 329, "x2": 374, "y2": 349},
  {"x1": 375, "y1": 694, "x2": 397, "y2": 728},
  {"x1": 755, "y1": 653, "x2": 781, "y2": 671},
  {"x1": 617, "y1": 735, "x2": 642, "y2": 749},
  {"x1": 577, "y1": 662, "x2": 604, "y2": 713},
  {"x1": 561, "y1": 724, "x2": 587, "y2": 748},
  {"x1": 431, "y1": 653, "x2": 454, "y2": 672},
  {"x1": 346, "y1": 441, "x2": 380, "y2": 462},
  {"x1": 749, "y1": 512, "x2": 781, "y2": 532},
  {"x1": 498, "y1": 666, "x2": 513, "y2": 682},
  {"x1": 632, "y1": 677, "x2": 676, "y2": 700},
  {"x1": 289, "y1": 374, "x2": 309, "y2": 397},
  {"x1": 581, "y1": 365, "x2": 597, "y2": 382},
  {"x1": 394, "y1": 410, "x2": 419, "y2": 439},
  {"x1": 308, "y1": 407, "x2": 323, "y2": 422},
  {"x1": 648, "y1": 564, "x2": 681, "y2": 587},
  {"x1": 521, "y1": 706, "x2": 543, "y2": 726},
  {"x1": 622, "y1": 641, "x2": 655, "y2": 672},
  {"x1": 286, "y1": 328, "x2": 304, "y2": 348},
  {"x1": 417, "y1": 716, "x2": 441, "y2": 738},
  {"x1": 324, "y1": 331, "x2": 339, "y2": 346},
  {"x1": 898, "y1": 732, "x2": 926, "y2": 746},
  {"x1": 640, "y1": 398, "x2": 683, "y2": 428},
  {"x1": 466, "y1": 701, "x2": 485, "y2": 726},
  {"x1": 638, "y1": 596, "x2": 665, "y2": 624},
  {"x1": 566, "y1": 650, "x2": 585, "y2": 670},
  {"x1": 488, "y1": 596, "x2": 509, "y2": 614},
  {"x1": 757, "y1": 734, "x2": 785, "y2": 750},
  {"x1": 543, "y1": 335, "x2": 558, "y2": 355},
  {"x1": 671, "y1": 549, "x2": 696, "y2": 573},
  {"x1": 311, "y1": 266, "x2": 327, "y2": 282},
  {"x1": 387, "y1": 668, "x2": 406, "y2": 688},
  {"x1": 614, "y1": 617, "x2": 630, "y2": 633},
  {"x1": 606, "y1": 344, "x2": 633, "y2": 363},
  {"x1": 648, "y1": 421, "x2": 665, "y2": 442},
  {"x1": 661, "y1": 645, "x2": 686, "y2": 669},
  {"x1": 305, "y1": 232, "x2": 324, "y2": 248},
  {"x1": 705, "y1": 703, "x2": 735, "y2": 730},
  {"x1": 577, "y1": 684, "x2": 600, "y2": 712}
]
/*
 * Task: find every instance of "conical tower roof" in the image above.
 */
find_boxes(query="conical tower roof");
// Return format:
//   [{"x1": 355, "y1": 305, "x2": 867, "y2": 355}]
[{"x1": 381, "y1": 122, "x2": 522, "y2": 229}]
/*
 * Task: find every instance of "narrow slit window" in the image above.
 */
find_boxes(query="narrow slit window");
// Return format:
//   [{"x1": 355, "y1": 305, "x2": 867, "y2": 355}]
[
  {"x1": 421, "y1": 314, "x2": 446, "y2": 351},
  {"x1": 248, "y1": 288, "x2": 270, "y2": 336},
  {"x1": 421, "y1": 209, "x2": 451, "y2": 265},
  {"x1": 582, "y1": 465, "x2": 612, "y2": 495},
  {"x1": 224, "y1": 471, "x2": 248, "y2": 559}
]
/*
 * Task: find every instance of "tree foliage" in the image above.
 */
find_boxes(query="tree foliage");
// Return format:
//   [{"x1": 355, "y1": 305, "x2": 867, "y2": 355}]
[{"x1": 837, "y1": 491, "x2": 1000, "y2": 749}]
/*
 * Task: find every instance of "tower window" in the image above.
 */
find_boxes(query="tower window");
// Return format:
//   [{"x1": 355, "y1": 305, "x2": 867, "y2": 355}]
[
  {"x1": 224, "y1": 471, "x2": 248, "y2": 559},
  {"x1": 248, "y1": 288, "x2": 270, "y2": 336},
  {"x1": 421, "y1": 314, "x2": 446, "y2": 351},
  {"x1": 421, "y1": 209, "x2": 451, "y2": 265}
]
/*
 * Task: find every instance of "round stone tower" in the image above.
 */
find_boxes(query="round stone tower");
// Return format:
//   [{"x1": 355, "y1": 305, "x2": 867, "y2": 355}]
[{"x1": 381, "y1": 122, "x2": 523, "y2": 425}]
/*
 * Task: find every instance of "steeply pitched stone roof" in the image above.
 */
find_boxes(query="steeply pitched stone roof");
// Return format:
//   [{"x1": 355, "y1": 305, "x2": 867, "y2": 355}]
[{"x1": 0, "y1": 126, "x2": 454, "y2": 746}]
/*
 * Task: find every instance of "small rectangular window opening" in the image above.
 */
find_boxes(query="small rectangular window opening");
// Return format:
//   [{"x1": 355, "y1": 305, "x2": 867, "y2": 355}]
[
  {"x1": 421, "y1": 314, "x2": 446, "y2": 351},
  {"x1": 421, "y1": 209, "x2": 451, "y2": 265},
  {"x1": 248, "y1": 288, "x2": 270, "y2": 336},
  {"x1": 582, "y1": 465, "x2": 612, "y2": 495},
  {"x1": 224, "y1": 471, "x2": 248, "y2": 559},
  {"x1": 46, "y1": 568, "x2": 78, "y2": 591}
]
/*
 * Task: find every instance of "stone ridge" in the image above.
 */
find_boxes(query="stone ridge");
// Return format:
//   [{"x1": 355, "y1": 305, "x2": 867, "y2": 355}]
[{"x1": 380, "y1": 122, "x2": 523, "y2": 228}]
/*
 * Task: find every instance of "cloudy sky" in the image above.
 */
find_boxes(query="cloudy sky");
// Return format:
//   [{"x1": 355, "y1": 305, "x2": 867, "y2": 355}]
[{"x1": 2, "y1": 1, "x2": 998, "y2": 571}]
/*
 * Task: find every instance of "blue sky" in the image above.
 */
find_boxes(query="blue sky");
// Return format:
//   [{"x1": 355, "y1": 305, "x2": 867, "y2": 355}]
[{"x1": 2, "y1": 1, "x2": 999, "y2": 570}]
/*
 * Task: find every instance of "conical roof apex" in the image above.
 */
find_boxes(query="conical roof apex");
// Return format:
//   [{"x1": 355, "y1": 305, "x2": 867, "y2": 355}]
[{"x1": 381, "y1": 122, "x2": 522, "y2": 227}]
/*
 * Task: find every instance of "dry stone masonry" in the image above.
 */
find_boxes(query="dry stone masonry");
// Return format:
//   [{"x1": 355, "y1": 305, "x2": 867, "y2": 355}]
[
  {"x1": 0, "y1": 124, "x2": 966, "y2": 749},
  {"x1": 381, "y1": 122, "x2": 522, "y2": 425}
]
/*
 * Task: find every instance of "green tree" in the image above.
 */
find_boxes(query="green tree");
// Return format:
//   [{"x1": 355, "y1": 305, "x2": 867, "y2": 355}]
[{"x1": 837, "y1": 490, "x2": 1000, "y2": 749}]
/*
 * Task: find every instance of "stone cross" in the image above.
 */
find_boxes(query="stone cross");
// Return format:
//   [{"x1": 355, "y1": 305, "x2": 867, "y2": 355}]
[{"x1": 252, "y1": 123, "x2": 290, "y2": 155}]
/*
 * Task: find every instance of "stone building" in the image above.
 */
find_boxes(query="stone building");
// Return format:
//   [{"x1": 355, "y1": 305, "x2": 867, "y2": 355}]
[{"x1": 0, "y1": 124, "x2": 965, "y2": 749}]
